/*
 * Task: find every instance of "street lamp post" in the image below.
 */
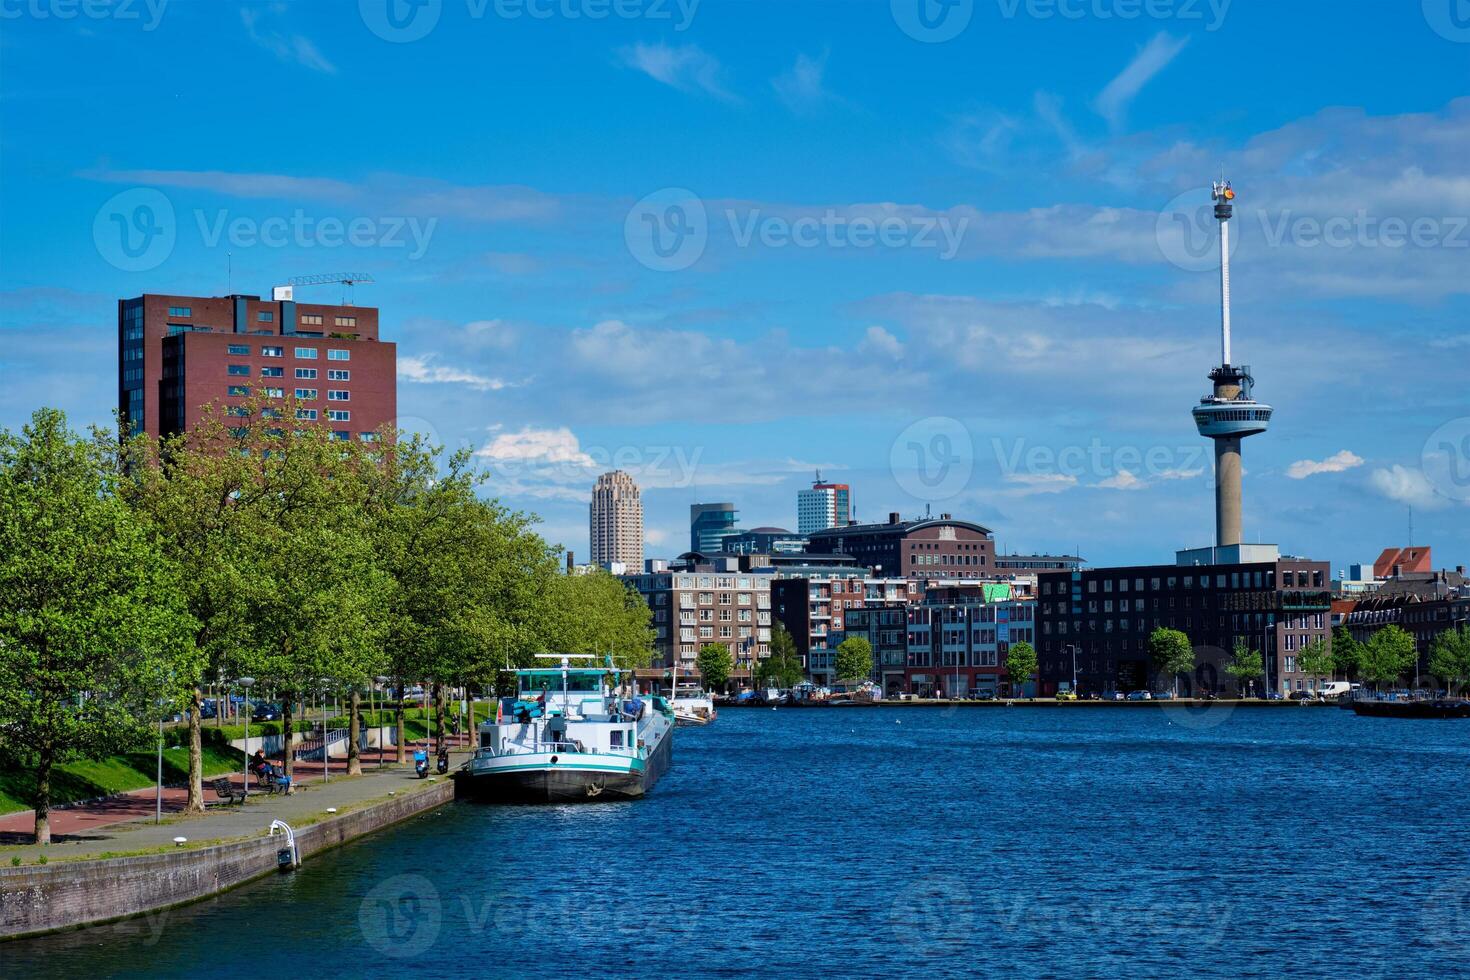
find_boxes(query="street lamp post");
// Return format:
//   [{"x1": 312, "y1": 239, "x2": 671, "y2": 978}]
[
  {"x1": 238, "y1": 677, "x2": 256, "y2": 796},
  {"x1": 374, "y1": 675, "x2": 389, "y2": 768},
  {"x1": 1071, "y1": 644, "x2": 1078, "y2": 695},
  {"x1": 156, "y1": 713, "x2": 164, "y2": 824}
]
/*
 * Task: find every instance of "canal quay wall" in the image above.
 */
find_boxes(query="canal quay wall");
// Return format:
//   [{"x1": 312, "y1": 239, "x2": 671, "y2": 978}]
[{"x1": 0, "y1": 780, "x2": 454, "y2": 941}]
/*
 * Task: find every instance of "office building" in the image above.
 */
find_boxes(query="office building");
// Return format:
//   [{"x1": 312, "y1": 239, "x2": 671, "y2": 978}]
[
  {"x1": 689, "y1": 502, "x2": 739, "y2": 554},
  {"x1": 119, "y1": 289, "x2": 395, "y2": 441},
  {"x1": 805, "y1": 512, "x2": 994, "y2": 578},
  {"x1": 797, "y1": 473, "x2": 851, "y2": 535}
]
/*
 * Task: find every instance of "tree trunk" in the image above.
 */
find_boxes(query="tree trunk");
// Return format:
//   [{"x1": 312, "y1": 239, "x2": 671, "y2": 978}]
[
  {"x1": 394, "y1": 675, "x2": 406, "y2": 764},
  {"x1": 186, "y1": 687, "x2": 205, "y2": 813},
  {"x1": 432, "y1": 682, "x2": 443, "y2": 755},
  {"x1": 348, "y1": 689, "x2": 362, "y2": 776},
  {"x1": 282, "y1": 695, "x2": 294, "y2": 782},
  {"x1": 34, "y1": 747, "x2": 52, "y2": 845}
]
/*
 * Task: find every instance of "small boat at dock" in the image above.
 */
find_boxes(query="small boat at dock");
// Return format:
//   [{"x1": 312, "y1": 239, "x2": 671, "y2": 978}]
[{"x1": 1350, "y1": 697, "x2": 1470, "y2": 719}]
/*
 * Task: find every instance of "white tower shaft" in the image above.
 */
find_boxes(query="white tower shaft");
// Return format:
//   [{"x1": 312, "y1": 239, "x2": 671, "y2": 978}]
[{"x1": 1219, "y1": 212, "x2": 1232, "y2": 366}]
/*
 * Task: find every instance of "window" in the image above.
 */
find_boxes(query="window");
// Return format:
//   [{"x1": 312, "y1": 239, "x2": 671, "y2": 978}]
[
  {"x1": 328, "y1": 349, "x2": 351, "y2": 361},
  {"x1": 328, "y1": 390, "x2": 350, "y2": 401},
  {"x1": 295, "y1": 368, "x2": 317, "y2": 380},
  {"x1": 227, "y1": 385, "x2": 249, "y2": 396},
  {"x1": 228, "y1": 364, "x2": 250, "y2": 377},
  {"x1": 328, "y1": 410, "x2": 350, "y2": 422},
  {"x1": 359, "y1": 432, "x2": 377, "y2": 442},
  {"x1": 263, "y1": 387, "x2": 284, "y2": 398},
  {"x1": 297, "y1": 409, "x2": 318, "y2": 420},
  {"x1": 299, "y1": 314, "x2": 323, "y2": 326},
  {"x1": 227, "y1": 344, "x2": 250, "y2": 355},
  {"x1": 295, "y1": 388, "x2": 318, "y2": 400},
  {"x1": 332, "y1": 430, "x2": 350, "y2": 441},
  {"x1": 334, "y1": 316, "x2": 356, "y2": 327},
  {"x1": 261, "y1": 346, "x2": 283, "y2": 357},
  {"x1": 257, "y1": 311, "x2": 274, "y2": 322},
  {"x1": 168, "y1": 306, "x2": 192, "y2": 317},
  {"x1": 260, "y1": 366, "x2": 284, "y2": 378},
  {"x1": 227, "y1": 406, "x2": 250, "y2": 417},
  {"x1": 328, "y1": 369, "x2": 350, "y2": 381},
  {"x1": 295, "y1": 347, "x2": 317, "y2": 359}
]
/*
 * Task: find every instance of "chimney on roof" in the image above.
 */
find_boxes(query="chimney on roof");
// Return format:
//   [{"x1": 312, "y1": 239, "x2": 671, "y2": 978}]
[
  {"x1": 940, "y1": 512, "x2": 952, "y2": 521},
  {"x1": 1458, "y1": 565, "x2": 1466, "y2": 575},
  {"x1": 567, "y1": 551, "x2": 575, "y2": 572},
  {"x1": 1393, "y1": 564, "x2": 1402, "y2": 578},
  {"x1": 889, "y1": 512, "x2": 901, "y2": 525}
]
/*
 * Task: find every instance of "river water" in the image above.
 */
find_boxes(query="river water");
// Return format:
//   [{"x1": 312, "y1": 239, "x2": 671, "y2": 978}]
[{"x1": 8, "y1": 704, "x2": 1470, "y2": 978}]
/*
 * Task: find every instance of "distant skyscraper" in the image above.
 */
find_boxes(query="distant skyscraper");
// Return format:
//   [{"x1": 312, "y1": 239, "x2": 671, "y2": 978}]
[
  {"x1": 797, "y1": 472, "x2": 851, "y2": 535},
  {"x1": 689, "y1": 502, "x2": 738, "y2": 554},
  {"x1": 590, "y1": 471, "x2": 643, "y2": 569}
]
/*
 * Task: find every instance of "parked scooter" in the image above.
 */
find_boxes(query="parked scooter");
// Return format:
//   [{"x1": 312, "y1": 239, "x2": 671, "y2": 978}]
[
  {"x1": 413, "y1": 748, "x2": 429, "y2": 778},
  {"x1": 436, "y1": 745, "x2": 450, "y2": 775}
]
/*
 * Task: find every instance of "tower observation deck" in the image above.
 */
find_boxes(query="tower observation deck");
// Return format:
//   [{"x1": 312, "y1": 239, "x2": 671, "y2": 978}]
[{"x1": 1191, "y1": 179, "x2": 1271, "y2": 548}]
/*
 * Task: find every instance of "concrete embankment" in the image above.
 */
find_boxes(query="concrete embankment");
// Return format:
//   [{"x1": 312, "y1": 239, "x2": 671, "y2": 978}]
[{"x1": 0, "y1": 779, "x2": 454, "y2": 940}]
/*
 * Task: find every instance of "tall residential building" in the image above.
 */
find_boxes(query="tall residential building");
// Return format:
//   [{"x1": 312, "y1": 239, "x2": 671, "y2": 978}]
[
  {"x1": 589, "y1": 470, "x2": 644, "y2": 570},
  {"x1": 621, "y1": 558, "x2": 773, "y2": 677},
  {"x1": 689, "y1": 502, "x2": 739, "y2": 554},
  {"x1": 118, "y1": 289, "x2": 396, "y2": 441},
  {"x1": 797, "y1": 473, "x2": 851, "y2": 535}
]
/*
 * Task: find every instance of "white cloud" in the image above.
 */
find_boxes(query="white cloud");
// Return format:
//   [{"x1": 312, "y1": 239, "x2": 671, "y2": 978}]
[
  {"x1": 1000, "y1": 473, "x2": 1079, "y2": 496},
  {"x1": 477, "y1": 426, "x2": 594, "y2": 467},
  {"x1": 773, "y1": 51, "x2": 840, "y2": 114},
  {"x1": 1094, "y1": 33, "x2": 1188, "y2": 131},
  {"x1": 1286, "y1": 450, "x2": 1364, "y2": 479},
  {"x1": 1368, "y1": 464, "x2": 1449, "y2": 511},
  {"x1": 1094, "y1": 470, "x2": 1147, "y2": 491},
  {"x1": 240, "y1": 8, "x2": 336, "y2": 74},
  {"x1": 617, "y1": 43, "x2": 737, "y2": 103},
  {"x1": 398, "y1": 355, "x2": 509, "y2": 392},
  {"x1": 859, "y1": 325, "x2": 903, "y2": 359}
]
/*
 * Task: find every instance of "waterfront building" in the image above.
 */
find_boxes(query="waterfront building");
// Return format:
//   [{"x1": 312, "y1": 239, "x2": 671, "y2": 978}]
[
  {"x1": 689, "y1": 502, "x2": 740, "y2": 555},
  {"x1": 589, "y1": 470, "x2": 644, "y2": 570},
  {"x1": 1344, "y1": 571, "x2": 1469, "y2": 682},
  {"x1": 1034, "y1": 545, "x2": 1332, "y2": 697},
  {"x1": 621, "y1": 558, "x2": 773, "y2": 682},
  {"x1": 994, "y1": 554, "x2": 1085, "y2": 576},
  {"x1": 805, "y1": 512, "x2": 994, "y2": 579},
  {"x1": 723, "y1": 526, "x2": 807, "y2": 555},
  {"x1": 772, "y1": 573, "x2": 917, "y2": 683},
  {"x1": 903, "y1": 585, "x2": 1036, "y2": 699},
  {"x1": 1373, "y1": 546, "x2": 1432, "y2": 579},
  {"x1": 797, "y1": 473, "x2": 851, "y2": 535},
  {"x1": 118, "y1": 289, "x2": 395, "y2": 441}
]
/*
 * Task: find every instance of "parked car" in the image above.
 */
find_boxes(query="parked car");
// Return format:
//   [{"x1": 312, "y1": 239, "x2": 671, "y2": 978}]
[
  {"x1": 973, "y1": 691, "x2": 997, "y2": 701},
  {"x1": 1055, "y1": 689, "x2": 1078, "y2": 701},
  {"x1": 1126, "y1": 690, "x2": 1152, "y2": 701},
  {"x1": 1152, "y1": 691, "x2": 1176, "y2": 700},
  {"x1": 198, "y1": 699, "x2": 218, "y2": 720},
  {"x1": 1290, "y1": 690, "x2": 1316, "y2": 702},
  {"x1": 1110, "y1": 691, "x2": 1126, "y2": 701},
  {"x1": 251, "y1": 701, "x2": 282, "y2": 722}
]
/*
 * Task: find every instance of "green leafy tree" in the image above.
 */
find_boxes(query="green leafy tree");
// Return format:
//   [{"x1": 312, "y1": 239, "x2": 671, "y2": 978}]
[
  {"x1": 542, "y1": 571, "x2": 655, "y2": 670},
  {"x1": 1428, "y1": 627, "x2": 1470, "y2": 696},
  {"x1": 757, "y1": 622, "x2": 805, "y2": 689},
  {"x1": 1148, "y1": 628, "x2": 1195, "y2": 696},
  {"x1": 1004, "y1": 641, "x2": 1038, "y2": 698},
  {"x1": 834, "y1": 636, "x2": 874, "y2": 685},
  {"x1": 695, "y1": 644, "x2": 732, "y2": 692},
  {"x1": 0, "y1": 409, "x2": 198, "y2": 843},
  {"x1": 1296, "y1": 637, "x2": 1335, "y2": 693},
  {"x1": 1224, "y1": 639, "x2": 1264, "y2": 697},
  {"x1": 1331, "y1": 626, "x2": 1362, "y2": 680},
  {"x1": 1359, "y1": 625, "x2": 1418, "y2": 691}
]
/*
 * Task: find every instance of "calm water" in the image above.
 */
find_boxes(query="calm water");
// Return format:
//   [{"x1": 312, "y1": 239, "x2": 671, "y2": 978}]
[{"x1": 9, "y1": 705, "x2": 1470, "y2": 978}]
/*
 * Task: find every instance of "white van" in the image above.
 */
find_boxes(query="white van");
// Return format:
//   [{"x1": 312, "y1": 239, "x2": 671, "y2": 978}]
[{"x1": 1318, "y1": 681, "x2": 1354, "y2": 700}]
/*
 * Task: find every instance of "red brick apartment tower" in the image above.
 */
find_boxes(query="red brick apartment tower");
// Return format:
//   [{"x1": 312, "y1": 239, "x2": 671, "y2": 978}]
[{"x1": 119, "y1": 290, "x2": 396, "y2": 441}]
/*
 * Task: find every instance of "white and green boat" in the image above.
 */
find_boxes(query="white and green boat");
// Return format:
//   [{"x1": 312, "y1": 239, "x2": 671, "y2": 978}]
[{"x1": 457, "y1": 656, "x2": 674, "y2": 803}]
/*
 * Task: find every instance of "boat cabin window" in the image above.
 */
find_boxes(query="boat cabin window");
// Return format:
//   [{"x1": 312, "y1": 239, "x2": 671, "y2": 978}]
[
  {"x1": 610, "y1": 730, "x2": 623, "y2": 748},
  {"x1": 479, "y1": 731, "x2": 492, "y2": 748},
  {"x1": 518, "y1": 671, "x2": 603, "y2": 695}
]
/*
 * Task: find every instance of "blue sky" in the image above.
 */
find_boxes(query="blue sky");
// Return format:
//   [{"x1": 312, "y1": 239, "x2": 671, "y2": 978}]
[{"x1": 3, "y1": 0, "x2": 1469, "y2": 572}]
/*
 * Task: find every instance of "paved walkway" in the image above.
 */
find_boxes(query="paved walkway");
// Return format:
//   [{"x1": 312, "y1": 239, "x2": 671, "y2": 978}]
[{"x1": 0, "y1": 730, "x2": 475, "y2": 856}]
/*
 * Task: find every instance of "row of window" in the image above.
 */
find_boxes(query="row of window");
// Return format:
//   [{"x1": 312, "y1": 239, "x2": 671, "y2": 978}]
[
  {"x1": 230, "y1": 345, "x2": 351, "y2": 361},
  {"x1": 294, "y1": 409, "x2": 352, "y2": 421},
  {"x1": 228, "y1": 366, "x2": 353, "y2": 381}
]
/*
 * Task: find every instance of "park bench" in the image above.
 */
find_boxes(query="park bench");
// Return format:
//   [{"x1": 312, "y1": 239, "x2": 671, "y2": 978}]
[{"x1": 211, "y1": 777, "x2": 246, "y2": 805}]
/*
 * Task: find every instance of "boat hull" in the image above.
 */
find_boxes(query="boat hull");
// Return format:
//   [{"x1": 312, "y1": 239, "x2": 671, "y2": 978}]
[
  {"x1": 1350, "y1": 699, "x2": 1470, "y2": 719},
  {"x1": 456, "y1": 729, "x2": 673, "y2": 803}
]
